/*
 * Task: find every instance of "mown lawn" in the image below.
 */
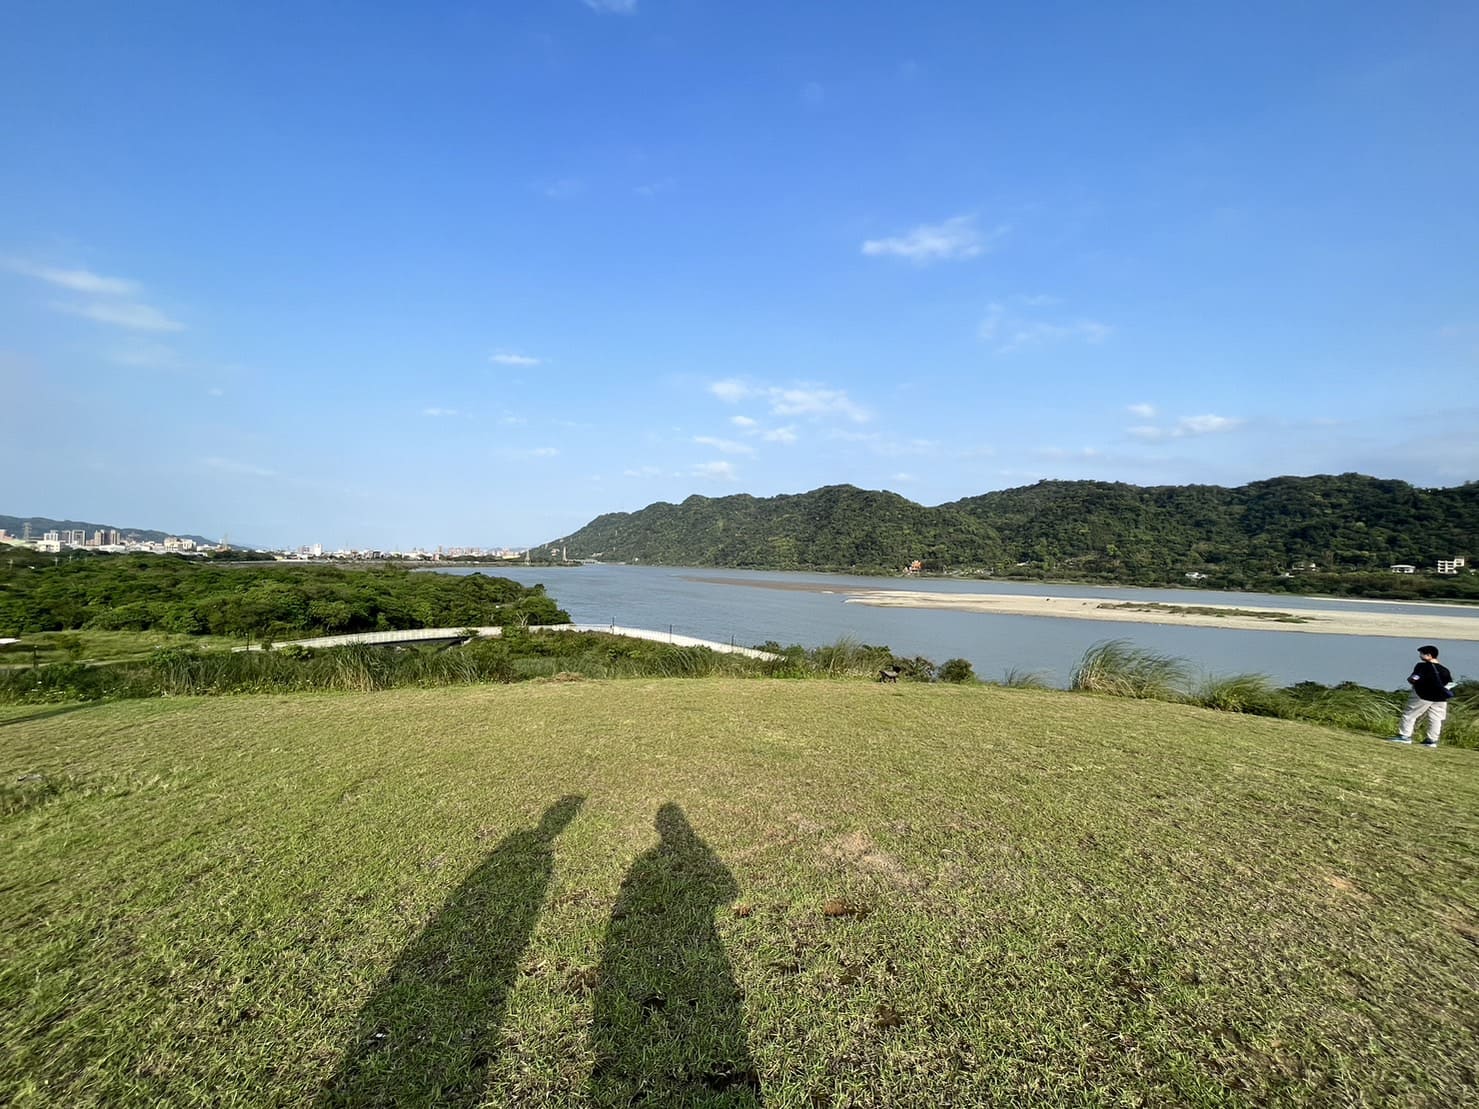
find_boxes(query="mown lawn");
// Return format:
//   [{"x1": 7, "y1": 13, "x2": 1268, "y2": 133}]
[{"x1": 1, "y1": 680, "x2": 1476, "y2": 1107}]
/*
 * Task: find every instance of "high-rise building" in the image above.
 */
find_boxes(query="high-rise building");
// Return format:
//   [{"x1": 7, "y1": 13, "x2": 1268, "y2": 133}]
[
  {"x1": 108, "y1": 530, "x2": 121, "y2": 545},
  {"x1": 68, "y1": 529, "x2": 86, "y2": 545}
]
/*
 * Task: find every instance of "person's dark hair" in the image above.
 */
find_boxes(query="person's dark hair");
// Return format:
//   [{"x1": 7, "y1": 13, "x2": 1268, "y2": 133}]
[{"x1": 1418, "y1": 645, "x2": 1439, "y2": 658}]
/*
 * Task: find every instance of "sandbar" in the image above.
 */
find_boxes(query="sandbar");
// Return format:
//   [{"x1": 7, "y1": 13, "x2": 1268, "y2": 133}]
[{"x1": 841, "y1": 591, "x2": 1479, "y2": 639}]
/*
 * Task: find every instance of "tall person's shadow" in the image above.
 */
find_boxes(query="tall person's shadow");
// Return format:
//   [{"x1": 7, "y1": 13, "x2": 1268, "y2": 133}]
[
  {"x1": 319, "y1": 795, "x2": 584, "y2": 1108},
  {"x1": 590, "y1": 802, "x2": 761, "y2": 1106}
]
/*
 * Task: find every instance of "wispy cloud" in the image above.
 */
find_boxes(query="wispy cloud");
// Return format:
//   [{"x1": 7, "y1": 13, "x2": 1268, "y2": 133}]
[
  {"x1": 4, "y1": 259, "x2": 138, "y2": 295},
  {"x1": 710, "y1": 379, "x2": 751, "y2": 403},
  {"x1": 491, "y1": 351, "x2": 541, "y2": 366},
  {"x1": 422, "y1": 407, "x2": 460, "y2": 417},
  {"x1": 583, "y1": 0, "x2": 636, "y2": 12},
  {"x1": 107, "y1": 343, "x2": 184, "y2": 369},
  {"x1": 542, "y1": 177, "x2": 583, "y2": 199},
  {"x1": 692, "y1": 460, "x2": 736, "y2": 480},
  {"x1": 203, "y1": 456, "x2": 277, "y2": 478},
  {"x1": 623, "y1": 465, "x2": 663, "y2": 478},
  {"x1": 8, "y1": 256, "x2": 185, "y2": 333},
  {"x1": 862, "y1": 215, "x2": 1005, "y2": 264},
  {"x1": 710, "y1": 379, "x2": 870, "y2": 422},
  {"x1": 634, "y1": 177, "x2": 675, "y2": 198},
  {"x1": 761, "y1": 426, "x2": 798, "y2": 444},
  {"x1": 1126, "y1": 402, "x2": 1157, "y2": 418},
  {"x1": 1128, "y1": 414, "x2": 1244, "y2": 441},
  {"x1": 729, "y1": 415, "x2": 757, "y2": 429},
  {"x1": 693, "y1": 435, "x2": 756, "y2": 455},
  {"x1": 980, "y1": 297, "x2": 1110, "y2": 353},
  {"x1": 55, "y1": 300, "x2": 185, "y2": 332}
]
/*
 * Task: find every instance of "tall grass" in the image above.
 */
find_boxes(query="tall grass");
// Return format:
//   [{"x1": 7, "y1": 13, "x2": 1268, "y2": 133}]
[{"x1": 1070, "y1": 639, "x2": 1191, "y2": 700}]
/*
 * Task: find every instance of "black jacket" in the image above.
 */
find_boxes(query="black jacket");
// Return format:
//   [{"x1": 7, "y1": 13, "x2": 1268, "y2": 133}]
[{"x1": 1408, "y1": 660, "x2": 1454, "y2": 701}]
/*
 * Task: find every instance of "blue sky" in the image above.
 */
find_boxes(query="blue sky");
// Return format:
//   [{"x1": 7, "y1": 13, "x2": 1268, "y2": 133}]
[{"x1": 3, "y1": 1, "x2": 1476, "y2": 550}]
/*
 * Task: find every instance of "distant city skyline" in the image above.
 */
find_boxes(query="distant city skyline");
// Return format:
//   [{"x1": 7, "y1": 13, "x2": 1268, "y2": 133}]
[{"x1": 5, "y1": 2, "x2": 1476, "y2": 550}]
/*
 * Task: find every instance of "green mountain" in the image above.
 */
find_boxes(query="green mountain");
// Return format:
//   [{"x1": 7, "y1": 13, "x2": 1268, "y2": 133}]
[
  {"x1": 0, "y1": 515, "x2": 218, "y2": 547},
  {"x1": 546, "y1": 475, "x2": 1479, "y2": 585}
]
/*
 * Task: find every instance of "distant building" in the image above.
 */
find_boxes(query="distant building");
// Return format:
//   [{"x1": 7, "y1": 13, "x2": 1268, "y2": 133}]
[
  {"x1": 1437, "y1": 557, "x2": 1467, "y2": 574},
  {"x1": 43, "y1": 530, "x2": 60, "y2": 542},
  {"x1": 1390, "y1": 564, "x2": 1416, "y2": 574},
  {"x1": 1185, "y1": 571, "x2": 1208, "y2": 580}
]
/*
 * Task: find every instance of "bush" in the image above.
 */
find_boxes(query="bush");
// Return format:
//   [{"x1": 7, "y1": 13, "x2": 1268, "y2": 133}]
[
  {"x1": 937, "y1": 658, "x2": 976, "y2": 683},
  {"x1": 1070, "y1": 640, "x2": 1189, "y2": 700}
]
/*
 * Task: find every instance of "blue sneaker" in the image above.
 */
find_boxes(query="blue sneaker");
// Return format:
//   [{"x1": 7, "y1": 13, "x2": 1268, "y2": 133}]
[{"x1": 1387, "y1": 736, "x2": 1413, "y2": 744}]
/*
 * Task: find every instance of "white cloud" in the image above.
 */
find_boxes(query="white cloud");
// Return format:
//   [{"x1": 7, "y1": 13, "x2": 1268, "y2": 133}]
[
  {"x1": 107, "y1": 343, "x2": 184, "y2": 369},
  {"x1": 623, "y1": 465, "x2": 662, "y2": 477},
  {"x1": 9, "y1": 257, "x2": 185, "y2": 333},
  {"x1": 542, "y1": 177, "x2": 583, "y2": 199},
  {"x1": 422, "y1": 407, "x2": 459, "y2": 417},
  {"x1": 710, "y1": 379, "x2": 752, "y2": 403},
  {"x1": 980, "y1": 298, "x2": 1110, "y2": 353},
  {"x1": 634, "y1": 177, "x2": 675, "y2": 198},
  {"x1": 729, "y1": 415, "x2": 757, "y2": 429},
  {"x1": 583, "y1": 0, "x2": 636, "y2": 12},
  {"x1": 1129, "y1": 414, "x2": 1244, "y2": 441},
  {"x1": 693, "y1": 435, "x2": 756, "y2": 455},
  {"x1": 203, "y1": 456, "x2": 277, "y2": 478},
  {"x1": 769, "y1": 386, "x2": 869, "y2": 422},
  {"x1": 5, "y1": 259, "x2": 138, "y2": 296},
  {"x1": 862, "y1": 215, "x2": 1004, "y2": 264},
  {"x1": 1035, "y1": 446, "x2": 1103, "y2": 460},
  {"x1": 208, "y1": 388, "x2": 224, "y2": 397},
  {"x1": 56, "y1": 300, "x2": 185, "y2": 333},
  {"x1": 529, "y1": 446, "x2": 560, "y2": 457},
  {"x1": 491, "y1": 351, "x2": 541, "y2": 366},
  {"x1": 692, "y1": 460, "x2": 736, "y2": 480},
  {"x1": 711, "y1": 379, "x2": 869, "y2": 422},
  {"x1": 1126, "y1": 402, "x2": 1157, "y2": 418},
  {"x1": 761, "y1": 426, "x2": 798, "y2": 444},
  {"x1": 891, "y1": 472, "x2": 918, "y2": 483}
]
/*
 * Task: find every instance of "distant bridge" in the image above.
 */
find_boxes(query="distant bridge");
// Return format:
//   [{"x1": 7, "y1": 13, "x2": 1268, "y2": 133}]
[{"x1": 238, "y1": 624, "x2": 779, "y2": 660}]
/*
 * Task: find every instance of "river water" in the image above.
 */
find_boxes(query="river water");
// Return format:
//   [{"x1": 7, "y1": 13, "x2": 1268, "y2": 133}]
[{"x1": 434, "y1": 565, "x2": 1479, "y2": 689}]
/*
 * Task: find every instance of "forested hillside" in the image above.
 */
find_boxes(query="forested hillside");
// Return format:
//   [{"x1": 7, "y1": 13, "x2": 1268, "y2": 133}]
[
  {"x1": 548, "y1": 475, "x2": 1479, "y2": 590},
  {"x1": 0, "y1": 557, "x2": 569, "y2": 638}
]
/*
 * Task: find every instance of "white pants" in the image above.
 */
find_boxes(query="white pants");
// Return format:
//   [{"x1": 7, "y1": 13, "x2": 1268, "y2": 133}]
[{"x1": 1399, "y1": 694, "x2": 1448, "y2": 741}]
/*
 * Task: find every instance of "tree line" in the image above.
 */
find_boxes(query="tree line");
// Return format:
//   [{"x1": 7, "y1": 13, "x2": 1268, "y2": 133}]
[{"x1": 0, "y1": 555, "x2": 569, "y2": 639}]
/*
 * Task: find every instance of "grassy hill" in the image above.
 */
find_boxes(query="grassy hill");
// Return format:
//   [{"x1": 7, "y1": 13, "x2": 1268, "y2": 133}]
[{"x1": 3, "y1": 681, "x2": 1476, "y2": 1106}]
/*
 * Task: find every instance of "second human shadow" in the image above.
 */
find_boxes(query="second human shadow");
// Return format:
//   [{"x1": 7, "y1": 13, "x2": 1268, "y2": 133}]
[{"x1": 589, "y1": 802, "x2": 761, "y2": 1106}]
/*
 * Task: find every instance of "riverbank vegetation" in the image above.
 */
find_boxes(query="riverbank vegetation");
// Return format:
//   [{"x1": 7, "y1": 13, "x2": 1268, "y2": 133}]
[
  {"x1": 3, "y1": 681, "x2": 1475, "y2": 1105},
  {"x1": 546, "y1": 474, "x2": 1479, "y2": 596},
  {"x1": 0, "y1": 555, "x2": 568, "y2": 638},
  {"x1": 2, "y1": 631, "x2": 1472, "y2": 749}
]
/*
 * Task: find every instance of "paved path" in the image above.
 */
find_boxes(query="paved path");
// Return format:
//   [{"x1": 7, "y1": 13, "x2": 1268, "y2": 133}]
[{"x1": 241, "y1": 624, "x2": 779, "y2": 660}]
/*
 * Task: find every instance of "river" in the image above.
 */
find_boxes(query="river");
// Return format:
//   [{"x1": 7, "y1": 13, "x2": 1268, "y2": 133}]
[{"x1": 434, "y1": 565, "x2": 1479, "y2": 689}]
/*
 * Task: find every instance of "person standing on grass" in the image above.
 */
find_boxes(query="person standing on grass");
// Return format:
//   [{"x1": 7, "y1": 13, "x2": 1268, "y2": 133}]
[{"x1": 1389, "y1": 644, "x2": 1455, "y2": 747}]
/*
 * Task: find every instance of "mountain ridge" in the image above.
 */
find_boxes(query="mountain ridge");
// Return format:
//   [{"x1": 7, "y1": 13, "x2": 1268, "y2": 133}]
[{"x1": 544, "y1": 474, "x2": 1479, "y2": 585}]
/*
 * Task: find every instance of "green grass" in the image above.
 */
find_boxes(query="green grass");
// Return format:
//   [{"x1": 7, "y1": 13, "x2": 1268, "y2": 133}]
[
  {"x1": 0, "y1": 629, "x2": 244, "y2": 667},
  {"x1": 2, "y1": 682, "x2": 1477, "y2": 1107}
]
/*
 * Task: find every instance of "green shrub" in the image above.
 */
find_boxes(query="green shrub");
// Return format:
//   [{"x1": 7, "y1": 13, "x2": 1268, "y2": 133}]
[
  {"x1": 1070, "y1": 640, "x2": 1189, "y2": 700},
  {"x1": 937, "y1": 658, "x2": 976, "y2": 683}
]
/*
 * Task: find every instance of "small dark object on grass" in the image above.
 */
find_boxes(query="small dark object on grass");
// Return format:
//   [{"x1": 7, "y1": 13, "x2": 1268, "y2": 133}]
[{"x1": 878, "y1": 666, "x2": 900, "y2": 683}]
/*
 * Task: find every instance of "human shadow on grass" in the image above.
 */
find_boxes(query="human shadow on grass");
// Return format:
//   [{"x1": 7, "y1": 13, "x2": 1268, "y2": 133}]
[
  {"x1": 318, "y1": 794, "x2": 584, "y2": 1108},
  {"x1": 589, "y1": 802, "x2": 761, "y2": 1106},
  {"x1": 0, "y1": 702, "x2": 100, "y2": 728}
]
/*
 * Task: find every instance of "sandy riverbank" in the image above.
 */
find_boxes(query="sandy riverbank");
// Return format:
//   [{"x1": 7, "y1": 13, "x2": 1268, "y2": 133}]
[{"x1": 842, "y1": 591, "x2": 1479, "y2": 639}]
